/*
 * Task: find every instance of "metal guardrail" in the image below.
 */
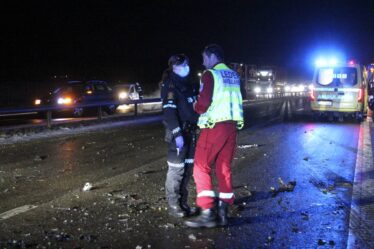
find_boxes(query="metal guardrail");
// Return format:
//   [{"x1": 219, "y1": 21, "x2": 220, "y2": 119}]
[
  {"x1": 0, "y1": 92, "x2": 308, "y2": 128},
  {"x1": 0, "y1": 98, "x2": 162, "y2": 128}
]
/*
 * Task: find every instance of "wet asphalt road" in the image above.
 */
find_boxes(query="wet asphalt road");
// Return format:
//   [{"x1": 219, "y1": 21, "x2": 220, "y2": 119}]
[{"x1": 0, "y1": 96, "x2": 373, "y2": 248}]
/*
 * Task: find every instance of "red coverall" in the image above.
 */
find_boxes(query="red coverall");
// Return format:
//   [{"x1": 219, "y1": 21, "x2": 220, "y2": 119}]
[{"x1": 193, "y1": 70, "x2": 237, "y2": 209}]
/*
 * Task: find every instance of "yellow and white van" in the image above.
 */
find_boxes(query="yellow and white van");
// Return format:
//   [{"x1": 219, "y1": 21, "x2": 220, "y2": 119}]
[{"x1": 309, "y1": 61, "x2": 368, "y2": 121}]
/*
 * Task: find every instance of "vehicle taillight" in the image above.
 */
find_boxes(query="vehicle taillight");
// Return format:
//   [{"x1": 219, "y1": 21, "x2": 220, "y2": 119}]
[
  {"x1": 357, "y1": 88, "x2": 363, "y2": 102},
  {"x1": 309, "y1": 88, "x2": 316, "y2": 101}
]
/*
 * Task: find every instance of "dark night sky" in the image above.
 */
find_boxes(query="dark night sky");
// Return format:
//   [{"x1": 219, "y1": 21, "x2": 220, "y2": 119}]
[{"x1": 1, "y1": 0, "x2": 374, "y2": 86}]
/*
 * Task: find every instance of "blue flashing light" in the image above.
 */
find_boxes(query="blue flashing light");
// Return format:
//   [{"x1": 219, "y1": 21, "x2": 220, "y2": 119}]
[
  {"x1": 315, "y1": 58, "x2": 327, "y2": 67},
  {"x1": 315, "y1": 57, "x2": 340, "y2": 67},
  {"x1": 329, "y1": 58, "x2": 337, "y2": 66}
]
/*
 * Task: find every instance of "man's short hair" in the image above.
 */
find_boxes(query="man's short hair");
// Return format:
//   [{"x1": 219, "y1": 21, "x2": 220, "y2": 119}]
[{"x1": 203, "y1": 44, "x2": 224, "y2": 61}]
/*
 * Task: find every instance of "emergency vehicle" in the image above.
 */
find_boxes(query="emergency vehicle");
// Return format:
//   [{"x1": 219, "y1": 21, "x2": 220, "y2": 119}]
[{"x1": 309, "y1": 59, "x2": 368, "y2": 121}]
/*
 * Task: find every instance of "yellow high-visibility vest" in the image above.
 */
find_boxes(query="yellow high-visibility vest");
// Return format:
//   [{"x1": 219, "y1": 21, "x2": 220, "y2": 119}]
[{"x1": 198, "y1": 63, "x2": 244, "y2": 129}]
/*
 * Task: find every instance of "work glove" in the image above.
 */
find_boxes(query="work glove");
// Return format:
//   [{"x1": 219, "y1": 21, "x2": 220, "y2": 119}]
[{"x1": 175, "y1": 135, "x2": 184, "y2": 151}]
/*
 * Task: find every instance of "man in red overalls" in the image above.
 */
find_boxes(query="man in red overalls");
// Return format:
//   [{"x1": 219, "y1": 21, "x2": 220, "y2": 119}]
[{"x1": 185, "y1": 44, "x2": 244, "y2": 228}]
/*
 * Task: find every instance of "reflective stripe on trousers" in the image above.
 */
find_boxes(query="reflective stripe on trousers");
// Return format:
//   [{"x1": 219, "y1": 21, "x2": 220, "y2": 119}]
[
  {"x1": 193, "y1": 123, "x2": 237, "y2": 209},
  {"x1": 165, "y1": 132, "x2": 196, "y2": 206}
]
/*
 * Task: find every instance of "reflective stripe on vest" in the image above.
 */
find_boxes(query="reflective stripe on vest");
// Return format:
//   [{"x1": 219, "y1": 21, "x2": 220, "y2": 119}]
[{"x1": 197, "y1": 63, "x2": 244, "y2": 129}]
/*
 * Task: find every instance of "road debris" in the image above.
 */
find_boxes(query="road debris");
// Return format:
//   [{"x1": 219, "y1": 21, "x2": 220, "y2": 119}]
[
  {"x1": 34, "y1": 155, "x2": 48, "y2": 161},
  {"x1": 301, "y1": 211, "x2": 309, "y2": 220},
  {"x1": 317, "y1": 239, "x2": 327, "y2": 245},
  {"x1": 271, "y1": 178, "x2": 296, "y2": 196},
  {"x1": 266, "y1": 236, "x2": 274, "y2": 243},
  {"x1": 291, "y1": 224, "x2": 300, "y2": 233},
  {"x1": 82, "y1": 182, "x2": 93, "y2": 192},
  {"x1": 237, "y1": 144, "x2": 259, "y2": 149},
  {"x1": 188, "y1": 234, "x2": 197, "y2": 241}
]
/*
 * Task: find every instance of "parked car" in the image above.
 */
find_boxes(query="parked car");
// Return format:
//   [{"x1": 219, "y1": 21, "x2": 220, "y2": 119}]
[
  {"x1": 34, "y1": 80, "x2": 117, "y2": 117},
  {"x1": 113, "y1": 82, "x2": 143, "y2": 103}
]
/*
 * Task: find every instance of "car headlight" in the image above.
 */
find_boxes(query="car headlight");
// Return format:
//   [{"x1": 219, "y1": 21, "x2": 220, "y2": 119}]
[
  {"x1": 57, "y1": 97, "x2": 73, "y2": 105},
  {"x1": 34, "y1": 99, "x2": 41, "y2": 105},
  {"x1": 254, "y1": 87, "x2": 261, "y2": 93},
  {"x1": 266, "y1": 87, "x2": 273, "y2": 93},
  {"x1": 119, "y1": 92, "x2": 128, "y2": 100}
]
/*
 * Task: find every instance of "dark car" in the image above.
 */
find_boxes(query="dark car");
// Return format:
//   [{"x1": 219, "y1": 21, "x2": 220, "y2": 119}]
[{"x1": 34, "y1": 80, "x2": 117, "y2": 117}]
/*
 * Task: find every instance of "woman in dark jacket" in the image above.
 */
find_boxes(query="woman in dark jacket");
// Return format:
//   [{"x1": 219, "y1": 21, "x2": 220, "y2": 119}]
[{"x1": 160, "y1": 54, "x2": 198, "y2": 218}]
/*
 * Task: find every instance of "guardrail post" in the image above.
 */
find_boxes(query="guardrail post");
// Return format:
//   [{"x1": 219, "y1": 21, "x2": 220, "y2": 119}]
[
  {"x1": 98, "y1": 106, "x2": 103, "y2": 120},
  {"x1": 134, "y1": 102, "x2": 138, "y2": 116},
  {"x1": 47, "y1": 110, "x2": 52, "y2": 129}
]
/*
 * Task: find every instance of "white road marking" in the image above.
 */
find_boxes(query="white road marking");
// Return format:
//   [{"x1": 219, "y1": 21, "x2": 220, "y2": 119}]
[
  {"x1": 347, "y1": 120, "x2": 374, "y2": 248},
  {"x1": 0, "y1": 205, "x2": 38, "y2": 220}
]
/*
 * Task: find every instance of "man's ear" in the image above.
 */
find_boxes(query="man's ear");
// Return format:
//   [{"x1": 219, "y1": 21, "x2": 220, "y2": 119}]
[{"x1": 211, "y1": 54, "x2": 218, "y2": 63}]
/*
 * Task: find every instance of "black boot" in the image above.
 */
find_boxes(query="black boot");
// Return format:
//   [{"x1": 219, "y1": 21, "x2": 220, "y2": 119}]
[
  {"x1": 168, "y1": 205, "x2": 186, "y2": 218},
  {"x1": 184, "y1": 208, "x2": 217, "y2": 228},
  {"x1": 217, "y1": 201, "x2": 229, "y2": 226},
  {"x1": 180, "y1": 202, "x2": 199, "y2": 217}
]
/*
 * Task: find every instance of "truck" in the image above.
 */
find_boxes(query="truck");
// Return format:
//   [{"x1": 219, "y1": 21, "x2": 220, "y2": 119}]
[{"x1": 230, "y1": 63, "x2": 287, "y2": 98}]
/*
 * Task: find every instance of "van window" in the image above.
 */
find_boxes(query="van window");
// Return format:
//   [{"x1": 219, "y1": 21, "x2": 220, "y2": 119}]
[{"x1": 317, "y1": 67, "x2": 357, "y2": 87}]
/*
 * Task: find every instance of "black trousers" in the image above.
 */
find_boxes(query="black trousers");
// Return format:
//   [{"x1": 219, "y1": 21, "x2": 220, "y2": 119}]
[{"x1": 165, "y1": 131, "x2": 196, "y2": 206}]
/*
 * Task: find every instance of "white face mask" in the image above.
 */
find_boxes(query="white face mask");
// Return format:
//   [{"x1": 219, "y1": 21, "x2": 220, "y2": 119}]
[{"x1": 173, "y1": 65, "x2": 190, "y2": 77}]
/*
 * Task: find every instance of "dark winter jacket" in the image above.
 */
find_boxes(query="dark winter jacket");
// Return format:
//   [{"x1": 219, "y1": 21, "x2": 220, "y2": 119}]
[{"x1": 160, "y1": 69, "x2": 198, "y2": 140}]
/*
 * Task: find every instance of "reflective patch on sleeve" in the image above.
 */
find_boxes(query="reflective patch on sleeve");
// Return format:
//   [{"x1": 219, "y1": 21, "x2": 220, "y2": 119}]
[
  {"x1": 172, "y1": 127, "x2": 181, "y2": 134},
  {"x1": 163, "y1": 104, "x2": 177, "y2": 109}
]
